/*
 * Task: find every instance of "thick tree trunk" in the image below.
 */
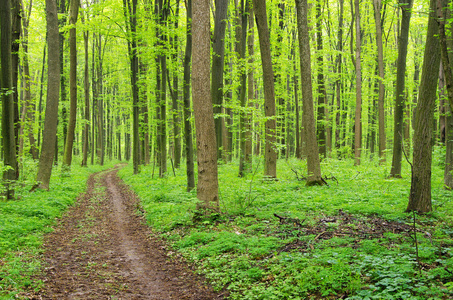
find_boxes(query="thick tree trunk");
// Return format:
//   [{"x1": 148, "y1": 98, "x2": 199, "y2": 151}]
[
  {"x1": 407, "y1": 0, "x2": 440, "y2": 213},
  {"x1": 252, "y1": 0, "x2": 277, "y2": 179},
  {"x1": 1, "y1": 0, "x2": 18, "y2": 198},
  {"x1": 183, "y1": 0, "x2": 195, "y2": 191},
  {"x1": 390, "y1": 0, "x2": 412, "y2": 178},
  {"x1": 59, "y1": 0, "x2": 67, "y2": 156},
  {"x1": 36, "y1": 0, "x2": 60, "y2": 190},
  {"x1": 295, "y1": 0, "x2": 324, "y2": 186},
  {"x1": 63, "y1": 0, "x2": 80, "y2": 168},
  {"x1": 12, "y1": 0, "x2": 21, "y2": 169},
  {"x1": 192, "y1": 0, "x2": 220, "y2": 213}
]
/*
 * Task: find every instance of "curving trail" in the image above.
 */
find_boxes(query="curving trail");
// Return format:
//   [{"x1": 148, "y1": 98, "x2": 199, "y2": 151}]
[{"x1": 30, "y1": 167, "x2": 223, "y2": 300}]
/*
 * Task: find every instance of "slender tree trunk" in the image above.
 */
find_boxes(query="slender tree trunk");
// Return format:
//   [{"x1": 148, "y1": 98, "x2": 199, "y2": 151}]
[
  {"x1": 59, "y1": 0, "x2": 67, "y2": 155},
  {"x1": 373, "y1": 0, "x2": 386, "y2": 163},
  {"x1": 12, "y1": 0, "x2": 21, "y2": 170},
  {"x1": 37, "y1": 44, "x2": 46, "y2": 150},
  {"x1": 335, "y1": 0, "x2": 344, "y2": 151},
  {"x1": 238, "y1": 0, "x2": 249, "y2": 177},
  {"x1": 211, "y1": 0, "x2": 228, "y2": 160},
  {"x1": 316, "y1": 0, "x2": 326, "y2": 158},
  {"x1": 19, "y1": 0, "x2": 38, "y2": 161},
  {"x1": 246, "y1": 3, "x2": 254, "y2": 164},
  {"x1": 63, "y1": 0, "x2": 80, "y2": 168},
  {"x1": 192, "y1": 0, "x2": 220, "y2": 214},
  {"x1": 171, "y1": 0, "x2": 181, "y2": 168},
  {"x1": 354, "y1": 0, "x2": 362, "y2": 165},
  {"x1": 252, "y1": 0, "x2": 277, "y2": 179},
  {"x1": 295, "y1": 0, "x2": 324, "y2": 185},
  {"x1": 1, "y1": 0, "x2": 18, "y2": 198},
  {"x1": 183, "y1": 0, "x2": 195, "y2": 191},
  {"x1": 82, "y1": 30, "x2": 90, "y2": 167},
  {"x1": 407, "y1": 0, "x2": 440, "y2": 213},
  {"x1": 36, "y1": 0, "x2": 60, "y2": 190},
  {"x1": 390, "y1": 0, "x2": 412, "y2": 177}
]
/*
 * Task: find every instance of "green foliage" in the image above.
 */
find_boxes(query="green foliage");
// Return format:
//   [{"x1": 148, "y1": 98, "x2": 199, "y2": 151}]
[
  {"x1": 121, "y1": 156, "x2": 453, "y2": 299},
  {"x1": 0, "y1": 162, "x2": 114, "y2": 298}
]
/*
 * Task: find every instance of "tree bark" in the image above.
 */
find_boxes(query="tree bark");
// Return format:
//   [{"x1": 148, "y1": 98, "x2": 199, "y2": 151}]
[
  {"x1": 252, "y1": 0, "x2": 277, "y2": 179},
  {"x1": 63, "y1": 0, "x2": 80, "y2": 168},
  {"x1": 390, "y1": 0, "x2": 412, "y2": 178},
  {"x1": 295, "y1": 0, "x2": 324, "y2": 186},
  {"x1": 407, "y1": 0, "x2": 440, "y2": 213},
  {"x1": 192, "y1": 0, "x2": 220, "y2": 213},
  {"x1": 36, "y1": 0, "x2": 60, "y2": 190},
  {"x1": 1, "y1": 0, "x2": 18, "y2": 198}
]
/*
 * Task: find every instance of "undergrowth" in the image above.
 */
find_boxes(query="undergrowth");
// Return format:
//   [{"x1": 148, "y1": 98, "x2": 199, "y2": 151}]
[
  {"x1": 0, "y1": 157, "x2": 117, "y2": 299},
  {"x1": 120, "y1": 149, "x2": 453, "y2": 299}
]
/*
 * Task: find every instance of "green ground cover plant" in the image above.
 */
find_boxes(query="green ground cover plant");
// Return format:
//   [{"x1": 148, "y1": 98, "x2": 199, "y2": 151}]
[
  {"x1": 0, "y1": 158, "x2": 117, "y2": 299},
  {"x1": 120, "y1": 148, "x2": 453, "y2": 299}
]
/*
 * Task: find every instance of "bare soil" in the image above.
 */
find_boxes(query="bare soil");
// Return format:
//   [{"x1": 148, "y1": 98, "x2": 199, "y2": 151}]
[{"x1": 26, "y1": 166, "x2": 225, "y2": 300}]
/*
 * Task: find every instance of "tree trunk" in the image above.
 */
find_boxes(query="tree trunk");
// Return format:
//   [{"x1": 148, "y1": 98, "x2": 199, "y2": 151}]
[
  {"x1": 1, "y1": 0, "x2": 18, "y2": 198},
  {"x1": 63, "y1": 0, "x2": 80, "y2": 168},
  {"x1": 295, "y1": 0, "x2": 324, "y2": 186},
  {"x1": 353, "y1": 0, "x2": 362, "y2": 165},
  {"x1": 59, "y1": 0, "x2": 67, "y2": 156},
  {"x1": 192, "y1": 0, "x2": 220, "y2": 213},
  {"x1": 373, "y1": 0, "x2": 386, "y2": 163},
  {"x1": 390, "y1": 0, "x2": 412, "y2": 178},
  {"x1": 334, "y1": 0, "x2": 344, "y2": 151},
  {"x1": 316, "y1": 0, "x2": 326, "y2": 158},
  {"x1": 19, "y1": 0, "x2": 38, "y2": 161},
  {"x1": 407, "y1": 0, "x2": 440, "y2": 213},
  {"x1": 183, "y1": 0, "x2": 195, "y2": 191},
  {"x1": 171, "y1": 0, "x2": 181, "y2": 168},
  {"x1": 252, "y1": 0, "x2": 277, "y2": 179},
  {"x1": 36, "y1": 0, "x2": 60, "y2": 190},
  {"x1": 12, "y1": 0, "x2": 21, "y2": 170},
  {"x1": 238, "y1": 0, "x2": 249, "y2": 177},
  {"x1": 82, "y1": 30, "x2": 90, "y2": 167},
  {"x1": 211, "y1": 0, "x2": 228, "y2": 160}
]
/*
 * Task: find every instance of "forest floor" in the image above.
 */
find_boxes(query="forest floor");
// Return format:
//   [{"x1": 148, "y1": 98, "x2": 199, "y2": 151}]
[{"x1": 21, "y1": 166, "x2": 225, "y2": 300}]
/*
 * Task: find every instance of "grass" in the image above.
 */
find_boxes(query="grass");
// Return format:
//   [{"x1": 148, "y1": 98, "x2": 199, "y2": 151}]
[
  {"x1": 0, "y1": 158, "x2": 117, "y2": 299},
  {"x1": 120, "y1": 147, "x2": 453, "y2": 299}
]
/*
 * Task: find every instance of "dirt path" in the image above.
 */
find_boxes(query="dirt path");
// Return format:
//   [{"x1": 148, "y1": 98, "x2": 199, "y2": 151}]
[{"x1": 28, "y1": 167, "x2": 224, "y2": 300}]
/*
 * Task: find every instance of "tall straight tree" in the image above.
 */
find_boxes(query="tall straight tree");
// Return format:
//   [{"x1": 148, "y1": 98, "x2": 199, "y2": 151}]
[
  {"x1": 81, "y1": 29, "x2": 90, "y2": 167},
  {"x1": 353, "y1": 0, "x2": 362, "y2": 165},
  {"x1": 238, "y1": 0, "x2": 249, "y2": 177},
  {"x1": 211, "y1": 0, "x2": 228, "y2": 160},
  {"x1": 252, "y1": 0, "x2": 277, "y2": 179},
  {"x1": 183, "y1": 0, "x2": 195, "y2": 191},
  {"x1": 192, "y1": 0, "x2": 220, "y2": 213},
  {"x1": 63, "y1": 0, "x2": 80, "y2": 167},
  {"x1": 406, "y1": 0, "x2": 440, "y2": 213},
  {"x1": 123, "y1": 0, "x2": 140, "y2": 174},
  {"x1": 373, "y1": 0, "x2": 386, "y2": 163},
  {"x1": 158, "y1": 0, "x2": 168, "y2": 178},
  {"x1": 316, "y1": 0, "x2": 326, "y2": 158},
  {"x1": 36, "y1": 0, "x2": 60, "y2": 190},
  {"x1": 390, "y1": 0, "x2": 413, "y2": 178},
  {"x1": 1, "y1": 0, "x2": 18, "y2": 199},
  {"x1": 295, "y1": 0, "x2": 324, "y2": 186}
]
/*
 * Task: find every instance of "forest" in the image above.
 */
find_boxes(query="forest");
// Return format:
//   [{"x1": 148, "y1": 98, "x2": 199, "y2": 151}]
[{"x1": 1, "y1": 0, "x2": 453, "y2": 298}]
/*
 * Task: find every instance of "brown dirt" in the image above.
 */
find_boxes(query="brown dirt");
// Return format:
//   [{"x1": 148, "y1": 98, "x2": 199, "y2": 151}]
[{"x1": 25, "y1": 166, "x2": 225, "y2": 300}]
